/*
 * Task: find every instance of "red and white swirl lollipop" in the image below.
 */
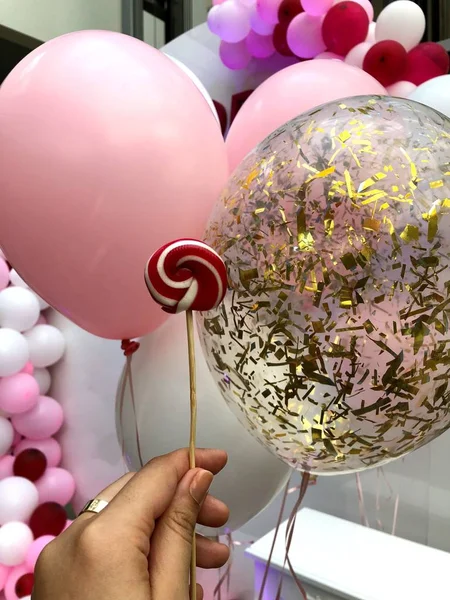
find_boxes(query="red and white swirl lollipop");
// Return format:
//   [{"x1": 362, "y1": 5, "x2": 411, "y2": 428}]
[{"x1": 145, "y1": 238, "x2": 227, "y2": 313}]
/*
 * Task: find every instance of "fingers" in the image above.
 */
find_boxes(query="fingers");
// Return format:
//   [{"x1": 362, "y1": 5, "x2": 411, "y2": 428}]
[
  {"x1": 198, "y1": 494, "x2": 229, "y2": 528},
  {"x1": 149, "y1": 468, "x2": 213, "y2": 597},
  {"x1": 74, "y1": 472, "x2": 135, "y2": 526},
  {"x1": 196, "y1": 535, "x2": 230, "y2": 569},
  {"x1": 98, "y1": 448, "x2": 227, "y2": 538}
]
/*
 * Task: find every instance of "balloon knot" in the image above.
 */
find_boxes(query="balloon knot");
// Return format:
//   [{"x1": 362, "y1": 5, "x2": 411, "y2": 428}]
[{"x1": 121, "y1": 339, "x2": 140, "y2": 356}]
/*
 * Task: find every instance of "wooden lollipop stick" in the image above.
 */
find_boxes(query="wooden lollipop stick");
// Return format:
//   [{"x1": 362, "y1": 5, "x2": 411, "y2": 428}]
[
  {"x1": 186, "y1": 309, "x2": 197, "y2": 600},
  {"x1": 144, "y1": 238, "x2": 228, "y2": 600}
]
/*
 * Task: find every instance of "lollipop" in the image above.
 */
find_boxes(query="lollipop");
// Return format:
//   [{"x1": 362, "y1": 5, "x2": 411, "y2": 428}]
[{"x1": 145, "y1": 238, "x2": 227, "y2": 600}]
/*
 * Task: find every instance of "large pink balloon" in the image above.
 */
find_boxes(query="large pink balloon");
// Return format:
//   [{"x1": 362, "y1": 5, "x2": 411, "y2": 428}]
[
  {"x1": 225, "y1": 59, "x2": 386, "y2": 171},
  {"x1": 0, "y1": 31, "x2": 228, "y2": 340}
]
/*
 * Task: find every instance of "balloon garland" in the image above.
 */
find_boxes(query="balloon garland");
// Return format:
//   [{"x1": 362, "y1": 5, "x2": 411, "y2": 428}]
[
  {"x1": 0, "y1": 255, "x2": 73, "y2": 600},
  {"x1": 208, "y1": 0, "x2": 449, "y2": 93}
]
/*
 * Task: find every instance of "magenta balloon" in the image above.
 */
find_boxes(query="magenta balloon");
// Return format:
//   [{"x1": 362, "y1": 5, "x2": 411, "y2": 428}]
[
  {"x1": 0, "y1": 31, "x2": 228, "y2": 340},
  {"x1": 226, "y1": 59, "x2": 386, "y2": 171},
  {"x1": 246, "y1": 30, "x2": 276, "y2": 58},
  {"x1": 207, "y1": 5, "x2": 224, "y2": 34},
  {"x1": 256, "y1": 0, "x2": 282, "y2": 25},
  {"x1": 220, "y1": 40, "x2": 252, "y2": 69},
  {"x1": 287, "y1": 13, "x2": 326, "y2": 58},
  {"x1": 334, "y1": 0, "x2": 374, "y2": 21},
  {"x1": 249, "y1": 5, "x2": 275, "y2": 34},
  {"x1": 215, "y1": 0, "x2": 251, "y2": 43}
]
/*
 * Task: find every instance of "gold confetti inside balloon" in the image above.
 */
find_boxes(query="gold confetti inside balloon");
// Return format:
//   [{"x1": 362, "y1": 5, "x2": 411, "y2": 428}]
[{"x1": 198, "y1": 96, "x2": 450, "y2": 475}]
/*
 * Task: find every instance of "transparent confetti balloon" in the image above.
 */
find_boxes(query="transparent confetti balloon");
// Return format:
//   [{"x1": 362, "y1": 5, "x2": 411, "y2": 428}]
[{"x1": 199, "y1": 96, "x2": 450, "y2": 475}]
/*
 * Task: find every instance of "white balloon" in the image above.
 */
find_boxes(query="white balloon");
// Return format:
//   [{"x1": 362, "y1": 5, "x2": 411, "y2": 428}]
[
  {"x1": 0, "y1": 328, "x2": 29, "y2": 377},
  {"x1": 366, "y1": 21, "x2": 376, "y2": 43},
  {"x1": 116, "y1": 314, "x2": 291, "y2": 535},
  {"x1": 9, "y1": 269, "x2": 49, "y2": 310},
  {"x1": 375, "y1": 0, "x2": 425, "y2": 51},
  {"x1": 0, "y1": 286, "x2": 40, "y2": 332},
  {"x1": 24, "y1": 324, "x2": 65, "y2": 368},
  {"x1": 387, "y1": 80, "x2": 417, "y2": 98},
  {"x1": 0, "y1": 522, "x2": 33, "y2": 566},
  {"x1": 33, "y1": 367, "x2": 52, "y2": 395},
  {"x1": 345, "y1": 42, "x2": 372, "y2": 70},
  {"x1": 0, "y1": 417, "x2": 14, "y2": 455},
  {"x1": 165, "y1": 54, "x2": 220, "y2": 125},
  {"x1": 409, "y1": 75, "x2": 450, "y2": 118},
  {"x1": 0, "y1": 477, "x2": 39, "y2": 524}
]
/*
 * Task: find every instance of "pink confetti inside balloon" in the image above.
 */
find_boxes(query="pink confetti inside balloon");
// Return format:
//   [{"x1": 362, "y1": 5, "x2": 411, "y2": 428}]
[
  {"x1": 256, "y1": 0, "x2": 282, "y2": 25},
  {"x1": 145, "y1": 240, "x2": 228, "y2": 314},
  {"x1": 246, "y1": 30, "x2": 275, "y2": 58},
  {"x1": 302, "y1": 0, "x2": 333, "y2": 16},
  {"x1": 287, "y1": 13, "x2": 326, "y2": 59}
]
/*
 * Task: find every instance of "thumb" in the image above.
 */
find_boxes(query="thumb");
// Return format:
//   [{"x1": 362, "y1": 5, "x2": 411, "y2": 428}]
[{"x1": 149, "y1": 468, "x2": 213, "y2": 598}]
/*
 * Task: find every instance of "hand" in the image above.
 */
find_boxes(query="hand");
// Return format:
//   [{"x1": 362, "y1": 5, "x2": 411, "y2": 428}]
[{"x1": 33, "y1": 449, "x2": 230, "y2": 600}]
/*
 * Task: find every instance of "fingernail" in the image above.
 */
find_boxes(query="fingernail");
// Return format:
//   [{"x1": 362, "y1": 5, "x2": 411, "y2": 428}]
[{"x1": 190, "y1": 470, "x2": 213, "y2": 505}]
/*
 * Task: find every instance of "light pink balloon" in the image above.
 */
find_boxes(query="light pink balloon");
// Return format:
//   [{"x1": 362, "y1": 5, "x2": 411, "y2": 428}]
[
  {"x1": 0, "y1": 563, "x2": 9, "y2": 592},
  {"x1": 0, "y1": 31, "x2": 228, "y2": 340},
  {"x1": 246, "y1": 30, "x2": 275, "y2": 58},
  {"x1": 287, "y1": 13, "x2": 326, "y2": 59},
  {"x1": 334, "y1": 0, "x2": 373, "y2": 21},
  {"x1": 256, "y1": 0, "x2": 282, "y2": 25},
  {"x1": 220, "y1": 40, "x2": 252, "y2": 70},
  {"x1": 11, "y1": 396, "x2": 63, "y2": 440},
  {"x1": 0, "y1": 456, "x2": 14, "y2": 480},
  {"x1": 387, "y1": 81, "x2": 417, "y2": 98},
  {"x1": 314, "y1": 51, "x2": 343, "y2": 60},
  {"x1": 25, "y1": 535, "x2": 55, "y2": 570},
  {"x1": 302, "y1": 0, "x2": 333, "y2": 16},
  {"x1": 0, "y1": 373, "x2": 39, "y2": 415},
  {"x1": 19, "y1": 362, "x2": 34, "y2": 376},
  {"x1": 14, "y1": 437, "x2": 62, "y2": 468},
  {"x1": 0, "y1": 258, "x2": 9, "y2": 292},
  {"x1": 345, "y1": 41, "x2": 373, "y2": 69},
  {"x1": 249, "y1": 5, "x2": 275, "y2": 34},
  {"x1": 35, "y1": 467, "x2": 75, "y2": 505},
  {"x1": 226, "y1": 59, "x2": 386, "y2": 171},
  {"x1": 4, "y1": 564, "x2": 28, "y2": 600}
]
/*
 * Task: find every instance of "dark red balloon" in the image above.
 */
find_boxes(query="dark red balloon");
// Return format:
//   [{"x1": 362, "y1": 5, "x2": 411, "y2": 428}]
[
  {"x1": 363, "y1": 40, "x2": 408, "y2": 87},
  {"x1": 278, "y1": 0, "x2": 303, "y2": 25},
  {"x1": 404, "y1": 42, "x2": 450, "y2": 85},
  {"x1": 13, "y1": 448, "x2": 47, "y2": 482},
  {"x1": 29, "y1": 502, "x2": 67, "y2": 539},
  {"x1": 16, "y1": 573, "x2": 34, "y2": 598},
  {"x1": 322, "y1": 1, "x2": 369, "y2": 57},
  {"x1": 273, "y1": 23, "x2": 295, "y2": 57}
]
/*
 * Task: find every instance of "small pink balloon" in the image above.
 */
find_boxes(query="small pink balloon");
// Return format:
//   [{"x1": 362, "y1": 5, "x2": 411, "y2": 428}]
[
  {"x1": 11, "y1": 396, "x2": 64, "y2": 440},
  {"x1": 256, "y1": 0, "x2": 282, "y2": 25},
  {"x1": 0, "y1": 258, "x2": 9, "y2": 292},
  {"x1": 345, "y1": 41, "x2": 373, "y2": 69},
  {"x1": 212, "y1": 0, "x2": 251, "y2": 43},
  {"x1": 314, "y1": 51, "x2": 343, "y2": 60},
  {"x1": 220, "y1": 40, "x2": 252, "y2": 69},
  {"x1": 334, "y1": 0, "x2": 373, "y2": 21},
  {"x1": 287, "y1": 13, "x2": 326, "y2": 58},
  {"x1": 19, "y1": 362, "x2": 34, "y2": 376},
  {"x1": 35, "y1": 467, "x2": 75, "y2": 505},
  {"x1": 35, "y1": 314, "x2": 47, "y2": 326},
  {"x1": 302, "y1": 0, "x2": 333, "y2": 16},
  {"x1": 0, "y1": 563, "x2": 10, "y2": 592},
  {"x1": 14, "y1": 437, "x2": 62, "y2": 468},
  {"x1": 0, "y1": 373, "x2": 39, "y2": 415},
  {"x1": 246, "y1": 30, "x2": 275, "y2": 58},
  {"x1": 25, "y1": 535, "x2": 55, "y2": 570},
  {"x1": 0, "y1": 455, "x2": 14, "y2": 480},
  {"x1": 366, "y1": 21, "x2": 376, "y2": 43},
  {"x1": 64, "y1": 519, "x2": 73, "y2": 531},
  {"x1": 387, "y1": 80, "x2": 417, "y2": 98},
  {"x1": 4, "y1": 564, "x2": 28, "y2": 600},
  {"x1": 249, "y1": 5, "x2": 275, "y2": 34}
]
